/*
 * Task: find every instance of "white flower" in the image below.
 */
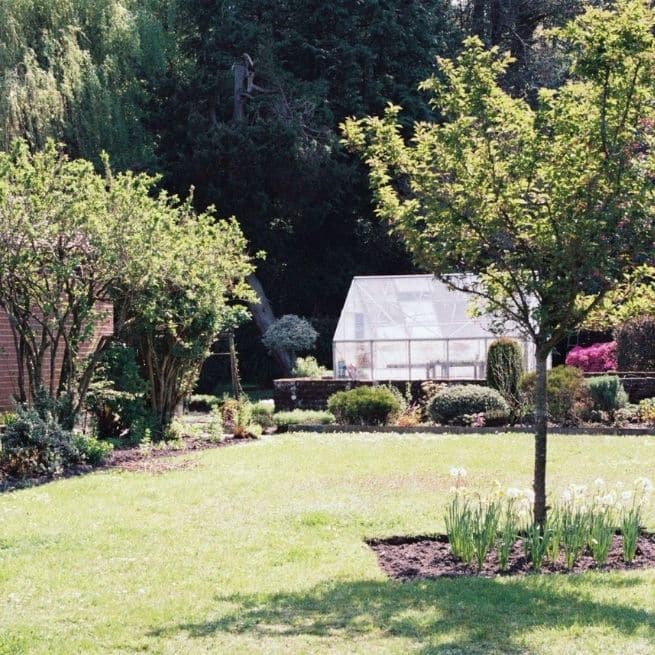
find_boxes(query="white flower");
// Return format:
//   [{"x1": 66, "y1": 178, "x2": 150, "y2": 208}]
[
  {"x1": 635, "y1": 477, "x2": 653, "y2": 495},
  {"x1": 620, "y1": 490, "x2": 633, "y2": 504},
  {"x1": 594, "y1": 478, "x2": 605, "y2": 488},
  {"x1": 506, "y1": 487, "x2": 522, "y2": 499},
  {"x1": 449, "y1": 466, "x2": 467, "y2": 479},
  {"x1": 561, "y1": 489, "x2": 573, "y2": 503}
]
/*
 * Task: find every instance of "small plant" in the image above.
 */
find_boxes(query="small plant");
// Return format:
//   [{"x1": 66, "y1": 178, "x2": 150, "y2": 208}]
[
  {"x1": 251, "y1": 400, "x2": 275, "y2": 428},
  {"x1": 428, "y1": 385, "x2": 510, "y2": 425},
  {"x1": 444, "y1": 494, "x2": 475, "y2": 565},
  {"x1": 546, "y1": 508, "x2": 562, "y2": 563},
  {"x1": 524, "y1": 521, "x2": 551, "y2": 572},
  {"x1": 588, "y1": 506, "x2": 614, "y2": 567},
  {"x1": 71, "y1": 434, "x2": 113, "y2": 466},
  {"x1": 273, "y1": 410, "x2": 335, "y2": 430},
  {"x1": 620, "y1": 478, "x2": 652, "y2": 562},
  {"x1": 327, "y1": 386, "x2": 401, "y2": 426},
  {"x1": 638, "y1": 398, "x2": 655, "y2": 425},
  {"x1": 222, "y1": 398, "x2": 260, "y2": 438},
  {"x1": 470, "y1": 498, "x2": 500, "y2": 571},
  {"x1": 586, "y1": 375, "x2": 628, "y2": 416},
  {"x1": 292, "y1": 356, "x2": 329, "y2": 378},
  {"x1": 559, "y1": 497, "x2": 589, "y2": 570},
  {"x1": 496, "y1": 500, "x2": 519, "y2": 572},
  {"x1": 208, "y1": 407, "x2": 224, "y2": 442}
]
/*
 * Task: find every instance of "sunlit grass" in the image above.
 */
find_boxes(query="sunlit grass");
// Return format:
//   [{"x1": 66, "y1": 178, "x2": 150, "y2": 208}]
[{"x1": 1, "y1": 432, "x2": 653, "y2": 654}]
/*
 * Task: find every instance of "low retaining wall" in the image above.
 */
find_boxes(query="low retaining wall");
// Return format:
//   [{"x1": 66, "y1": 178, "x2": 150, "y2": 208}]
[{"x1": 273, "y1": 378, "x2": 483, "y2": 411}]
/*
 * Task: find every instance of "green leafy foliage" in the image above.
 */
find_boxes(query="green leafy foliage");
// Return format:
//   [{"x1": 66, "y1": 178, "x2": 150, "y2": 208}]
[
  {"x1": 272, "y1": 410, "x2": 336, "y2": 430},
  {"x1": 327, "y1": 386, "x2": 401, "y2": 426},
  {"x1": 486, "y1": 338, "x2": 524, "y2": 414},
  {"x1": 521, "y1": 366, "x2": 590, "y2": 424},
  {"x1": 71, "y1": 434, "x2": 113, "y2": 466},
  {"x1": 428, "y1": 385, "x2": 510, "y2": 425},
  {"x1": 586, "y1": 376, "x2": 628, "y2": 415},
  {"x1": 262, "y1": 316, "x2": 317, "y2": 358},
  {"x1": 292, "y1": 356, "x2": 329, "y2": 379},
  {"x1": 615, "y1": 316, "x2": 655, "y2": 372},
  {"x1": 0, "y1": 407, "x2": 79, "y2": 479}
]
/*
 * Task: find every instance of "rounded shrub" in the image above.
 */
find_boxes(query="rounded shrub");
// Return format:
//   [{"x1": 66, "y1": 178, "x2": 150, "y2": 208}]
[
  {"x1": 327, "y1": 386, "x2": 401, "y2": 426},
  {"x1": 520, "y1": 365, "x2": 591, "y2": 424},
  {"x1": 262, "y1": 315, "x2": 318, "y2": 357},
  {"x1": 428, "y1": 385, "x2": 510, "y2": 425},
  {"x1": 615, "y1": 316, "x2": 655, "y2": 371},
  {"x1": 486, "y1": 338, "x2": 523, "y2": 407},
  {"x1": 586, "y1": 375, "x2": 628, "y2": 414},
  {"x1": 565, "y1": 341, "x2": 617, "y2": 372}
]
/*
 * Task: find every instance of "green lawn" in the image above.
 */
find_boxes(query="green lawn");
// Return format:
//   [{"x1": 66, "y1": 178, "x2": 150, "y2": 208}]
[{"x1": 1, "y1": 432, "x2": 654, "y2": 654}]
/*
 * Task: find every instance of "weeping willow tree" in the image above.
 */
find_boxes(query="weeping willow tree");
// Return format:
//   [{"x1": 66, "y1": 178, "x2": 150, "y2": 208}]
[{"x1": 0, "y1": 0, "x2": 173, "y2": 168}]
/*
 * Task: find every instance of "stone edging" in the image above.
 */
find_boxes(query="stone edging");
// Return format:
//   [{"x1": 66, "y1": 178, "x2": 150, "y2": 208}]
[{"x1": 287, "y1": 424, "x2": 655, "y2": 436}]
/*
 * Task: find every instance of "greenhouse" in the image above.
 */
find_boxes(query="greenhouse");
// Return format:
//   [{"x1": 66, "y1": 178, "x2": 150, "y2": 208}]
[{"x1": 332, "y1": 275, "x2": 534, "y2": 381}]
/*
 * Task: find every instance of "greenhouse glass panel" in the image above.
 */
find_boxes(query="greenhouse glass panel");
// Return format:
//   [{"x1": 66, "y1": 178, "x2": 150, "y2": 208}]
[{"x1": 333, "y1": 275, "x2": 533, "y2": 381}]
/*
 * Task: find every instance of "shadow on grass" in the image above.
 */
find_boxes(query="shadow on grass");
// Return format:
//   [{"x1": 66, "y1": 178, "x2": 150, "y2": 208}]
[{"x1": 150, "y1": 575, "x2": 654, "y2": 654}]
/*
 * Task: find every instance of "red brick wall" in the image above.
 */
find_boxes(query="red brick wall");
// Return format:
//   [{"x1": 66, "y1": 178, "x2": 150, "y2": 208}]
[{"x1": 0, "y1": 302, "x2": 114, "y2": 412}]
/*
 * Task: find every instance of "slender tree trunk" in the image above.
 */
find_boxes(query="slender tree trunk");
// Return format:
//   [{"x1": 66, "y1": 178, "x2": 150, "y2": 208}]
[
  {"x1": 246, "y1": 273, "x2": 294, "y2": 377},
  {"x1": 533, "y1": 349, "x2": 549, "y2": 527}
]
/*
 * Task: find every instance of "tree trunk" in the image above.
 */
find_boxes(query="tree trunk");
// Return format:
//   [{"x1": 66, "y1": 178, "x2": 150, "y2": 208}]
[
  {"x1": 533, "y1": 349, "x2": 549, "y2": 527},
  {"x1": 246, "y1": 273, "x2": 294, "y2": 377}
]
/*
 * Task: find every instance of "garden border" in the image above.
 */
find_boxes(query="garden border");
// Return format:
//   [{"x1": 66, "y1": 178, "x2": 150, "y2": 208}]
[{"x1": 288, "y1": 424, "x2": 655, "y2": 436}]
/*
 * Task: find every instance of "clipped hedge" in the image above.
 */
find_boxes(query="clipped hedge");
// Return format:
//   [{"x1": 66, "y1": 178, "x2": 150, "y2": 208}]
[
  {"x1": 486, "y1": 338, "x2": 523, "y2": 407},
  {"x1": 273, "y1": 410, "x2": 335, "y2": 431},
  {"x1": 327, "y1": 386, "x2": 401, "y2": 426},
  {"x1": 428, "y1": 385, "x2": 510, "y2": 425}
]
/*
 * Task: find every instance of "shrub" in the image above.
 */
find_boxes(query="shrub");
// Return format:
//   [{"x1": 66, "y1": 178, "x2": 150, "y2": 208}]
[
  {"x1": 565, "y1": 341, "x2": 617, "y2": 372},
  {"x1": 251, "y1": 400, "x2": 275, "y2": 428},
  {"x1": 327, "y1": 386, "x2": 401, "y2": 426},
  {"x1": 208, "y1": 407, "x2": 224, "y2": 442},
  {"x1": 520, "y1": 366, "x2": 590, "y2": 424},
  {"x1": 638, "y1": 397, "x2": 655, "y2": 425},
  {"x1": 222, "y1": 398, "x2": 260, "y2": 438},
  {"x1": 292, "y1": 356, "x2": 329, "y2": 378},
  {"x1": 615, "y1": 316, "x2": 655, "y2": 371},
  {"x1": 0, "y1": 408, "x2": 79, "y2": 478},
  {"x1": 72, "y1": 434, "x2": 113, "y2": 466},
  {"x1": 614, "y1": 404, "x2": 640, "y2": 425},
  {"x1": 273, "y1": 410, "x2": 336, "y2": 430},
  {"x1": 486, "y1": 338, "x2": 523, "y2": 409},
  {"x1": 262, "y1": 315, "x2": 318, "y2": 357},
  {"x1": 428, "y1": 385, "x2": 510, "y2": 425},
  {"x1": 586, "y1": 375, "x2": 628, "y2": 415},
  {"x1": 187, "y1": 394, "x2": 222, "y2": 412}
]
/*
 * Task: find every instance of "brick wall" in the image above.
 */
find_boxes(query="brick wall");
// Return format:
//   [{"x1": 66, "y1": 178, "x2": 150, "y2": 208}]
[
  {"x1": 0, "y1": 303, "x2": 113, "y2": 412},
  {"x1": 273, "y1": 378, "x2": 484, "y2": 411}
]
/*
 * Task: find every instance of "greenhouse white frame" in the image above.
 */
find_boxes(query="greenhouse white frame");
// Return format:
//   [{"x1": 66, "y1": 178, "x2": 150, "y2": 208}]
[{"x1": 332, "y1": 275, "x2": 535, "y2": 381}]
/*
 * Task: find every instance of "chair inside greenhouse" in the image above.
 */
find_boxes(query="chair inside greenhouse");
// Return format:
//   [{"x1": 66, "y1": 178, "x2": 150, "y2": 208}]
[{"x1": 332, "y1": 275, "x2": 533, "y2": 381}]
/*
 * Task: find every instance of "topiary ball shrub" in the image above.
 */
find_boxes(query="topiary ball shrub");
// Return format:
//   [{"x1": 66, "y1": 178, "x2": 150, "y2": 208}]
[
  {"x1": 262, "y1": 315, "x2": 318, "y2": 357},
  {"x1": 327, "y1": 386, "x2": 401, "y2": 426},
  {"x1": 428, "y1": 385, "x2": 510, "y2": 425},
  {"x1": 565, "y1": 341, "x2": 617, "y2": 372},
  {"x1": 615, "y1": 316, "x2": 655, "y2": 371},
  {"x1": 586, "y1": 375, "x2": 628, "y2": 414},
  {"x1": 520, "y1": 365, "x2": 591, "y2": 425},
  {"x1": 486, "y1": 338, "x2": 523, "y2": 408}
]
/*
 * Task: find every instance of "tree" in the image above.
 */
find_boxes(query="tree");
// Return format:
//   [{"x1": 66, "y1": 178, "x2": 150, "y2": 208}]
[
  {"x1": 344, "y1": 0, "x2": 655, "y2": 525},
  {"x1": 0, "y1": 139, "x2": 254, "y2": 433}
]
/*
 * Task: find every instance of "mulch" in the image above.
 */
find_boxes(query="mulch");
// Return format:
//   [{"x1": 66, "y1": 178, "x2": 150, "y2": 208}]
[
  {"x1": 0, "y1": 434, "x2": 254, "y2": 491},
  {"x1": 367, "y1": 533, "x2": 655, "y2": 579}
]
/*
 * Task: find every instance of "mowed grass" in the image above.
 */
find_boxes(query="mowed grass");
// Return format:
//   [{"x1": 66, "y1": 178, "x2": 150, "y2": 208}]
[{"x1": 1, "y1": 432, "x2": 654, "y2": 655}]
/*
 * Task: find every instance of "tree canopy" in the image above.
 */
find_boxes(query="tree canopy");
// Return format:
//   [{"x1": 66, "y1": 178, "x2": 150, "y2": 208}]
[{"x1": 344, "y1": 0, "x2": 655, "y2": 523}]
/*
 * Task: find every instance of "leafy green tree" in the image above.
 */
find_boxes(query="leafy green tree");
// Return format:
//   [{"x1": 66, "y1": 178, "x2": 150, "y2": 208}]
[
  {"x1": 0, "y1": 0, "x2": 170, "y2": 168},
  {"x1": 344, "y1": 0, "x2": 655, "y2": 525},
  {"x1": 0, "y1": 139, "x2": 254, "y2": 433}
]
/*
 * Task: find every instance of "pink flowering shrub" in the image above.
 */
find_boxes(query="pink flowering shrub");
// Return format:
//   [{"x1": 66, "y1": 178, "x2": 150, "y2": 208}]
[{"x1": 565, "y1": 341, "x2": 617, "y2": 372}]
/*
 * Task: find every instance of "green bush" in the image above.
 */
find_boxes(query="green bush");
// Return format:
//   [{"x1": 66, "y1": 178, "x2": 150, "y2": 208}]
[
  {"x1": 251, "y1": 400, "x2": 275, "y2": 428},
  {"x1": 273, "y1": 410, "x2": 336, "y2": 430},
  {"x1": 615, "y1": 316, "x2": 655, "y2": 371},
  {"x1": 486, "y1": 338, "x2": 523, "y2": 409},
  {"x1": 187, "y1": 394, "x2": 222, "y2": 413},
  {"x1": 327, "y1": 386, "x2": 402, "y2": 426},
  {"x1": 520, "y1": 365, "x2": 591, "y2": 424},
  {"x1": 72, "y1": 434, "x2": 113, "y2": 466},
  {"x1": 292, "y1": 356, "x2": 329, "y2": 378},
  {"x1": 586, "y1": 375, "x2": 628, "y2": 414},
  {"x1": 0, "y1": 408, "x2": 79, "y2": 478},
  {"x1": 428, "y1": 385, "x2": 510, "y2": 425}
]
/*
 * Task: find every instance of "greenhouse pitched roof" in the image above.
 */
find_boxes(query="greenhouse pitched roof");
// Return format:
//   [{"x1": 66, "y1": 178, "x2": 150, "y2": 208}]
[{"x1": 333, "y1": 274, "x2": 520, "y2": 342}]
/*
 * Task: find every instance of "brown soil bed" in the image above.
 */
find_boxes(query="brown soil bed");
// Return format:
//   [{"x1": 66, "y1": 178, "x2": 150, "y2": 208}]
[
  {"x1": 367, "y1": 533, "x2": 655, "y2": 579},
  {"x1": 0, "y1": 435, "x2": 254, "y2": 491}
]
